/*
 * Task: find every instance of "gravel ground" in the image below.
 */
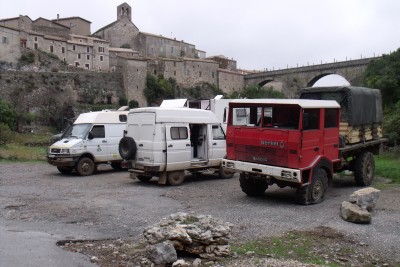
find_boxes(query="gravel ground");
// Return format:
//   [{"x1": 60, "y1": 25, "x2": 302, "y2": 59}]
[{"x1": 1, "y1": 162, "x2": 400, "y2": 266}]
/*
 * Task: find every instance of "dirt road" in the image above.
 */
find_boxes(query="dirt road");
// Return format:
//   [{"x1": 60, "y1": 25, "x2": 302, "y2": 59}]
[{"x1": 1, "y1": 162, "x2": 400, "y2": 265}]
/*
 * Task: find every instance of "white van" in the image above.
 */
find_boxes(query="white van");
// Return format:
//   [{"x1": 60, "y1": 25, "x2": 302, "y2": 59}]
[
  {"x1": 119, "y1": 107, "x2": 233, "y2": 185},
  {"x1": 47, "y1": 109, "x2": 128, "y2": 176}
]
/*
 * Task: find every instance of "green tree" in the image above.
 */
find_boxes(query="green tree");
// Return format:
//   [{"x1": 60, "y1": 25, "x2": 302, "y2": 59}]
[
  {"x1": 229, "y1": 85, "x2": 286, "y2": 99},
  {"x1": 363, "y1": 48, "x2": 400, "y2": 107},
  {"x1": 144, "y1": 75, "x2": 177, "y2": 105},
  {"x1": 0, "y1": 98, "x2": 17, "y2": 130}
]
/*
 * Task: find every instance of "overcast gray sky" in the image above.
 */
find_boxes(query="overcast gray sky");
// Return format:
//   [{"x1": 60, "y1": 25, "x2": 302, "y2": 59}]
[{"x1": 1, "y1": 0, "x2": 399, "y2": 74}]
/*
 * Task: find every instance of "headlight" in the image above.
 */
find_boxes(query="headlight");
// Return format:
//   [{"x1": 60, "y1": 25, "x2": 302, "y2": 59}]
[{"x1": 61, "y1": 149, "x2": 70, "y2": 154}]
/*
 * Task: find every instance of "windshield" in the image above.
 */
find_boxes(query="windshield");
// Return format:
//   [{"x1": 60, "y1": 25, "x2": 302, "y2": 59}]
[{"x1": 62, "y1": 123, "x2": 91, "y2": 139}]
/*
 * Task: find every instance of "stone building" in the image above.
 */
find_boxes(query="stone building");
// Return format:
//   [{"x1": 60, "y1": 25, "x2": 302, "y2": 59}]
[{"x1": 0, "y1": 2, "x2": 247, "y2": 107}]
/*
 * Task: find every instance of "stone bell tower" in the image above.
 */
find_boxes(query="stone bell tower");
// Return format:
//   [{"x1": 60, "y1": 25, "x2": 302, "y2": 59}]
[{"x1": 117, "y1": 2, "x2": 132, "y2": 21}]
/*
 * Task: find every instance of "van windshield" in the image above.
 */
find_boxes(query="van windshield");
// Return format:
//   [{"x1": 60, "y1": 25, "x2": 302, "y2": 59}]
[{"x1": 62, "y1": 123, "x2": 91, "y2": 139}]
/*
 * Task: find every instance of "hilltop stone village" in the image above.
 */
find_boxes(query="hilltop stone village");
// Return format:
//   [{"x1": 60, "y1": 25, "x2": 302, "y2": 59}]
[{"x1": 0, "y1": 2, "x2": 249, "y2": 107}]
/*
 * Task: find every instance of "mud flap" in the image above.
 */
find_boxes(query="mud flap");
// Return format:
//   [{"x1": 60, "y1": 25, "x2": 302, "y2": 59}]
[{"x1": 158, "y1": 172, "x2": 167, "y2": 184}]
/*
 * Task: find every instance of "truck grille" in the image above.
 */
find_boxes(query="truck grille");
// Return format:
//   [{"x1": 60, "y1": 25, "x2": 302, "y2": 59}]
[{"x1": 235, "y1": 145, "x2": 287, "y2": 166}]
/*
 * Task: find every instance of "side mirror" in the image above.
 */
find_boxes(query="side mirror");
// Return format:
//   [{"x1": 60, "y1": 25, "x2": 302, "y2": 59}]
[{"x1": 88, "y1": 132, "x2": 94, "y2": 140}]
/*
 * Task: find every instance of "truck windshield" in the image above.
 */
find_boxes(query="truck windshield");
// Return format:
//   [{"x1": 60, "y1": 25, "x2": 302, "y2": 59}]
[
  {"x1": 62, "y1": 123, "x2": 91, "y2": 139},
  {"x1": 230, "y1": 105, "x2": 300, "y2": 130}
]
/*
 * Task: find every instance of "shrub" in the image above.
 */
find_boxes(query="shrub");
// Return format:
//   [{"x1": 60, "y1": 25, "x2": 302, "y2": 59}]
[{"x1": 0, "y1": 123, "x2": 13, "y2": 145}]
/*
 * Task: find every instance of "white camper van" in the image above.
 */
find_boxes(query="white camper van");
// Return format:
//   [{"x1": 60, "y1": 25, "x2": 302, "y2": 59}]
[
  {"x1": 119, "y1": 107, "x2": 233, "y2": 185},
  {"x1": 47, "y1": 109, "x2": 128, "y2": 176}
]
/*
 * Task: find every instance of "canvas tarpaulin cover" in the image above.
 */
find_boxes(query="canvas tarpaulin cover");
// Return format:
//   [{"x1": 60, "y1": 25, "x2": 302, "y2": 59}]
[{"x1": 299, "y1": 86, "x2": 382, "y2": 126}]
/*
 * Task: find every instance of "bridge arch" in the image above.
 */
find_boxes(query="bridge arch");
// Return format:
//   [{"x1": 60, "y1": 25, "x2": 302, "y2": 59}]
[
  {"x1": 258, "y1": 79, "x2": 274, "y2": 87},
  {"x1": 308, "y1": 73, "x2": 350, "y2": 87}
]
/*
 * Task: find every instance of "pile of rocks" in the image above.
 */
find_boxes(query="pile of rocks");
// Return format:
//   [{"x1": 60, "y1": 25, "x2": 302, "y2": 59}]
[
  {"x1": 143, "y1": 212, "x2": 233, "y2": 266},
  {"x1": 340, "y1": 187, "x2": 380, "y2": 224}
]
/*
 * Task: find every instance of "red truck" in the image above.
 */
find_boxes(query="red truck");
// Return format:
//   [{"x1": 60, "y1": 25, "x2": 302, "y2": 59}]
[{"x1": 222, "y1": 86, "x2": 386, "y2": 204}]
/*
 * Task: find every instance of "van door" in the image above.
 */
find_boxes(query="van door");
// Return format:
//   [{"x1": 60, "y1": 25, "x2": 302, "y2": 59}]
[
  {"x1": 106, "y1": 124, "x2": 126, "y2": 161},
  {"x1": 210, "y1": 124, "x2": 226, "y2": 165},
  {"x1": 165, "y1": 124, "x2": 191, "y2": 171},
  {"x1": 87, "y1": 124, "x2": 108, "y2": 162},
  {"x1": 301, "y1": 108, "x2": 323, "y2": 169}
]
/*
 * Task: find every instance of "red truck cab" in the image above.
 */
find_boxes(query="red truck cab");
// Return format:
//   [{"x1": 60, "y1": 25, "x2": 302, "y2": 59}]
[{"x1": 222, "y1": 99, "x2": 341, "y2": 204}]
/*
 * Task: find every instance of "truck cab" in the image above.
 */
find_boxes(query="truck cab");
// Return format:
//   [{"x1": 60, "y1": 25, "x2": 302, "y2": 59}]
[{"x1": 222, "y1": 99, "x2": 341, "y2": 204}]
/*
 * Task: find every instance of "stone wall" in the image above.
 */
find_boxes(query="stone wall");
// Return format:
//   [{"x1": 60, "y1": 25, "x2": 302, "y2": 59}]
[
  {"x1": 119, "y1": 57, "x2": 148, "y2": 107},
  {"x1": 218, "y1": 69, "x2": 244, "y2": 95},
  {"x1": 0, "y1": 70, "x2": 123, "y2": 128},
  {"x1": 0, "y1": 26, "x2": 21, "y2": 64}
]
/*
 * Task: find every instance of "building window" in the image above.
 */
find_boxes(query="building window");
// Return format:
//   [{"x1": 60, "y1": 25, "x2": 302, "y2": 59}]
[
  {"x1": 86, "y1": 47, "x2": 90, "y2": 53},
  {"x1": 199, "y1": 71, "x2": 202, "y2": 77},
  {"x1": 50, "y1": 45, "x2": 54, "y2": 53},
  {"x1": 34, "y1": 43, "x2": 38, "y2": 49},
  {"x1": 98, "y1": 46, "x2": 104, "y2": 53},
  {"x1": 100, "y1": 55, "x2": 104, "y2": 61},
  {"x1": 78, "y1": 53, "x2": 81, "y2": 59},
  {"x1": 174, "y1": 71, "x2": 176, "y2": 76},
  {"x1": 34, "y1": 36, "x2": 38, "y2": 42},
  {"x1": 87, "y1": 55, "x2": 90, "y2": 60},
  {"x1": 79, "y1": 39, "x2": 82, "y2": 43},
  {"x1": 85, "y1": 63, "x2": 90, "y2": 69},
  {"x1": 173, "y1": 61, "x2": 176, "y2": 67},
  {"x1": 171, "y1": 47, "x2": 173, "y2": 53},
  {"x1": 154, "y1": 70, "x2": 157, "y2": 75},
  {"x1": 73, "y1": 45, "x2": 76, "y2": 51},
  {"x1": 75, "y1": 62, "x2": 80, "y2": 67},
  {"x1": 2, "y1": 36, "x2": 8, "y2": 44},
  {"x1": 62, "y1": 47, "x2": 65, "y2": 53},
  {"x1": 212, "y1": 72, "x2": 215, "y2": 78}
]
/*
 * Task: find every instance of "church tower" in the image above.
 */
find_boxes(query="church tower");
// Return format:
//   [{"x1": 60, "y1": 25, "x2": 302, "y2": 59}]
[{"x1": 117, "y1": 2, "x2": 132, "y2": 21}]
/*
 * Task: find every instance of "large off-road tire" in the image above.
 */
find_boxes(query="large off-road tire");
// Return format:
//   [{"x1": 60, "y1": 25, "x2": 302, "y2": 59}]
[
  {"x1": 57, "y1": 166, "x2": 74, "y2": 174},
  {"x1": 354, "y1": 151, "x2": 375, "y2": 186},
  {"x1": 219, "y1": 165, "x2": 234, "y2": 179},
  {"x1": 75, "y1": 157, "x2": 95, "y2": 176},
  {"x1": 137, "y1": 175, "x2": 152, "y2": 182},
  {"x1": 239, "y1": 173, "x2": 268, "y2": 196},
  {"x1": 167, "y1": 171, "x2": 185, "y2": 186},
  {"x1": 296, "y1": 168, "x2": 328, "y2": 205},
  {"x1": 119, "y1": 137, "x2": 137, "y2": 160}
]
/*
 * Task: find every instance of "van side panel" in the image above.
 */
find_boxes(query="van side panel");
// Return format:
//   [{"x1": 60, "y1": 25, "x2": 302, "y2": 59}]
[{"x1": 106, "y1": 123, "x2": 127, "y2": 161}]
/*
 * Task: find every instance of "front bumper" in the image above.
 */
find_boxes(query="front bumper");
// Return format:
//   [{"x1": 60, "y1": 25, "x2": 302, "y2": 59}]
[
  {"x1": 47, "y1": 154, "x2": 79, "y2": 167},
  {"x1": 222, "y1": 159, "x2": 301, "y2": 183}
]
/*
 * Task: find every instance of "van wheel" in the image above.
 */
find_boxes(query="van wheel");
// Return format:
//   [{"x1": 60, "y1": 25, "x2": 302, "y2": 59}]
[
  {"x1": 354, "y1": 151, "x2": 375, "y2": 186},
  {"x1": 119, "y1": 137, "x2": 137, "y2": 160},
  {"x1": 219, "y1": 166, "x2": 234, "y2": 179},
  {"x1": 239, "y1": 173, "x2": 267, "y2": 196},
  {"x1": 296, "y1": 168, "x2": 328, "y2": 205},
  {"x1": 137, "y1": 175, "x2": 152, "y2": 182},
  {"x1": 57, "y1": 166, "x2": 73, "y2": 174},
  {"x1": 76, "y1": 157, "x2": 95, "y2": 176},
  {"x1": 167, "y1": 171, "x2": 185, "y2": 186}
]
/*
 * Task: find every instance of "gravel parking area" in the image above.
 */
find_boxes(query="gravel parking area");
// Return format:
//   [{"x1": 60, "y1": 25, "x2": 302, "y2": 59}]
[{"x1": 1, "y1": 162, "x2": 400, "y2": 265}]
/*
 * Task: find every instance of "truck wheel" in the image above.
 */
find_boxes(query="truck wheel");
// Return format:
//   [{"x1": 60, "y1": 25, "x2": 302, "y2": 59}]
[
  {"x1": 137, "y1": 175, "x2": 152, "y2": 182},
  {"x1": 219, "y1": 166, "x2": 234, "y2": 179},
  {"x1": 75, "y1": 157, "x2": 95, "y2": 176},
  {"x1": 119, "y1": 137, "x2": 137, "y2": 160},
  {"x1": 57, "y1": 166, "x2": 73, "y2": 174},
  {"x1": 239, "y1": 173, "x2": 267, "y2": 196},
  {"x1": 167, "y1": 171, "x2": 185, "y2": 186},
  {"x1": 296, "y1": 168, "x2": 328, "y2": 205},
  {"x1": 354, "y1": 151, "x2": 375, "y2": 186}
]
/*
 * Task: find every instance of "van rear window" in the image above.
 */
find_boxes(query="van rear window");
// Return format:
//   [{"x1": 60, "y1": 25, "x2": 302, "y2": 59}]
[{"x1": 170, "y1": 127, "x2": 188, "y2": 140}]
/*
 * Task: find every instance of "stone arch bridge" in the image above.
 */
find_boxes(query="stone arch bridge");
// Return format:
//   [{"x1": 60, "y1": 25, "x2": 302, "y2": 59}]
[{"x1": 244, "y1": 57, "x2": 379, "y2": 98}]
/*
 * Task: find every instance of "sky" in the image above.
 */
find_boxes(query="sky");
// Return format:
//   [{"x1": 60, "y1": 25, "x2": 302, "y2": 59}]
[{"x1": 1, "y1": 0, "x2": 399, "y2": 85}]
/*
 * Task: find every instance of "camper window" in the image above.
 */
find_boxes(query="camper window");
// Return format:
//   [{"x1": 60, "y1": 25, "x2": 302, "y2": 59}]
[{"x1": 171, "y1": 127, "x2": 188, "y2": 140}]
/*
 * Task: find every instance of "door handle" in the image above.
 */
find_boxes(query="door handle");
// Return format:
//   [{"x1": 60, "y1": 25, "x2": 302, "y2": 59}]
[
  {"x1": 139, "y1": 144, "x2": 143, "y2": 147},
  {"x1": 213, "y1": 142, "x2": 217, "y2": 145},
  {"x1": 314, "y1": 147, "x2": 319, "y2": 151},
  {"x1": 168, "y1": 144, "x2": 173, "y2": 147},
  {"x1": 186, "y1": 144, "x2": 190, "y2": 147},
  {"x1": 333, "y1": 144, "x2": 338, "y2": 148},
  {"x1": 102, "y1": 140, "x2": 107, "y2": 143}
]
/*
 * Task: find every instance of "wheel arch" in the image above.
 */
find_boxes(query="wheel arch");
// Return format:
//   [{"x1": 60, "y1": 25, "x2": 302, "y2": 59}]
[{"x1": 303, "y1": 157, "x2": 333, "y2": 185}]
